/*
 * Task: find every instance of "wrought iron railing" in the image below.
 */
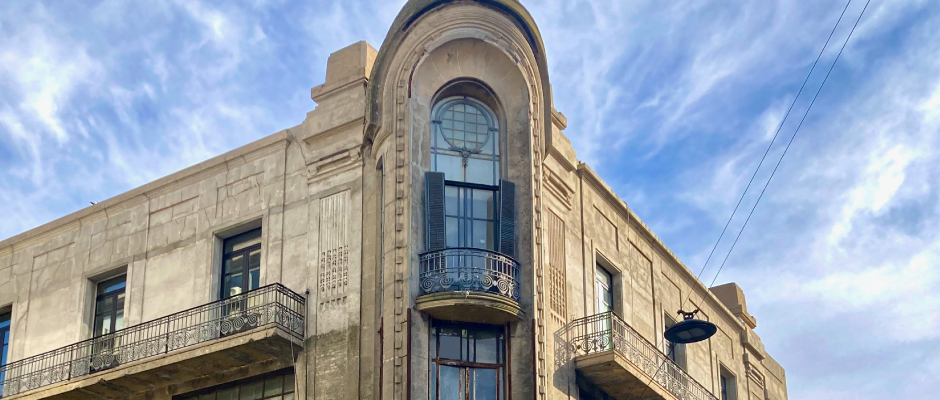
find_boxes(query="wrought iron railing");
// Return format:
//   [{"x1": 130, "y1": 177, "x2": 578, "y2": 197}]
[
  {"x1": 419, "y1": 247, "x2": 520, "y2": 301},
  {"x1": 569, "y1": 311, "x2": 717, "y2": 400},
  {"x1": 0, "y1": 283, "x2": 304, "y2": 398}
]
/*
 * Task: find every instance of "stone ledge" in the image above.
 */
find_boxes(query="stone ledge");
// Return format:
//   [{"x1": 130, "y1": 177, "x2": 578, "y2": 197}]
[{"x1": 415, "y1": 291, "x2": 522, "y2": 325}]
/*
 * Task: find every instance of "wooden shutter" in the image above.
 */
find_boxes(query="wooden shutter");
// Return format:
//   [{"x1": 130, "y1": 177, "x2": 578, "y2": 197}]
[
  {"x1": 499, "y1": 179, "x2": 516, "y2": 257},
  {"x1": 425, "y1": 171, "x2": 446, "y2": 251}
]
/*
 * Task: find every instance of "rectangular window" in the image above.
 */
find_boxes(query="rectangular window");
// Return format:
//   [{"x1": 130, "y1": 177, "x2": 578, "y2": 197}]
[
  {"x1": 1, "y1": 311, "x2": 10, "y2": 395},
  {"x1": 720, "y1": 366, "x2": 737, "y2": 400},
  {"x1": 221, "y1": 228, "x2": 262, "y2": 299},
  {"x1": 664, "y1": 313, "x2": 686, "y2": 370},
  {"x1": 430, "y1": 322, "x2": 505, "y2": 400},
  {"x1": 444, "y1": 185, "x2": 496, "y2": 250},
  {"x1": 93, "y1": 275, "x2": 126, "y2": 337},
  {"x1": 594, "y1": 265, "x2": 613, "y2": 314},
  {"x1": 177, "y1": 369, "x2": 295, "y2": 400}
]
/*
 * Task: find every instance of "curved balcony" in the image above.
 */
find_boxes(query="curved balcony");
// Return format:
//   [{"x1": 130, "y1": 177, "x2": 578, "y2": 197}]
[{"x1": 416, "y1": 247, "x2": 522, "y2": 324}]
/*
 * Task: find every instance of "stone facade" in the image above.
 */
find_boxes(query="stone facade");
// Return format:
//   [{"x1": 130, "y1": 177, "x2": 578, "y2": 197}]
[{"x1": 0, "y1": 1, "x2": 787, "y2": 400}]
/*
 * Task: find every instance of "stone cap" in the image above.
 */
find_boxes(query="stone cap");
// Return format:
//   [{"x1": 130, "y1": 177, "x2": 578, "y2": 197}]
[
  {"x1": 311, "y1": 40, "x2": 377, "y2": 102},
  {"x1": 709, "y1": 282, "x2": 758, "y2": 329}
]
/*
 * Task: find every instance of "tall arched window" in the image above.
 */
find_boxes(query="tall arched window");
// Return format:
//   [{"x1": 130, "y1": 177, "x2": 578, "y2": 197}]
[{"x1": 429, "y1": 96, "x2": 501, "y2": 251}]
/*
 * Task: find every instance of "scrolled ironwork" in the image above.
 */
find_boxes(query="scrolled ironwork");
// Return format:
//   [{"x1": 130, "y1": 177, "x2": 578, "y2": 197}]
[
  {"x1": 419, "y1": 247, "x2": 520, "y2": 301},
  {"x1": 0, "y1": 283, "x2": 305, "y2": 398},
  {"x1": 569, "y1": 311, "x2": 717, "y2": 400}
]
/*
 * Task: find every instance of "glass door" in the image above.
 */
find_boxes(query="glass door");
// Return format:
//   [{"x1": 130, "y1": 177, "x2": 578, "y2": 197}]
[
  {"x1": 594, "y1": 266, "x2": 614, "y2": 351},
  {"x1": 431, "y1": 322, "x2": 504, "y2": 400},
  {"x1": 91, "y1": 275, "x2": 126, "y2": 372}
]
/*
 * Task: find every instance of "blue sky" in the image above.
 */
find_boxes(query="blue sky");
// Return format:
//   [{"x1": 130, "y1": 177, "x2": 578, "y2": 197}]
[{"x1": 1, "y1": 0, "x2": 938, "y2": 398}]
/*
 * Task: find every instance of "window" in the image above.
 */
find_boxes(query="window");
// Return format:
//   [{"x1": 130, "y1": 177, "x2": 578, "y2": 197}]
[
  {"x1": 430, "y1": 322, "x2": 505, "y2": 400},
  {"x1": 432, "y1": 97, "x2": 500, "y2": 251},
  {"x1": 664, "y1": 313, "x2": 686, "y2": 369},
  {"x1": 719, "y1": 366, "x2": 737, "y2": 400},
  {"x1": 177, "y1": 370, "x2": 295, "y2": 400},
  {"x1": 221, "y1": 229, "x2": 262, "y2": 299},
  {"x1": 431, "y1": 97, "x2": 500, "y2": 186},
  {"x1": 93, "y1": 275, "x2": 126, "y2": 337},
  {"x1": 1, "y1": 311, "x2": 10, "y2": 395},
  {"x1": 594, "y1": 265, "x2": 613, "y2": 314}
]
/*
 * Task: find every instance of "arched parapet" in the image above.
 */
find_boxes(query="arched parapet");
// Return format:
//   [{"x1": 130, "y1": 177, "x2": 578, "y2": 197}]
[{"x1": 366, "y1": 0, "x2": 553, "y2": 158}]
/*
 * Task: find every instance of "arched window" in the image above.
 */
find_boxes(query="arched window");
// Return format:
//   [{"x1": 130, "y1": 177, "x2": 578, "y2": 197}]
[
  {"x1": 430, "y1": 97, "x2": 500, "y2": 185},
  {"x1": 428, "y1": 96, "x2": 501, "y2": 251}
]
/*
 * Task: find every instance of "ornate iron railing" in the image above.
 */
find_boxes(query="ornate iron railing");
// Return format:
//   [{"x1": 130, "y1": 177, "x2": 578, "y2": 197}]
[
  {"x1": 0, "y1": 283, "x2": 304, "y2": 398},
  {"x1": 570, "y1": 311, "x2": 717, "y2": 400},
  {"x1": 419, "y1": 247, "x2": 520, "y2": 301}
]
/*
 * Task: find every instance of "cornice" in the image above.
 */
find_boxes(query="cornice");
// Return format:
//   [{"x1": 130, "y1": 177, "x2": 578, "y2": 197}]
[{"x1": 0, "y1": 132, "x2": 290, "y2": 253}]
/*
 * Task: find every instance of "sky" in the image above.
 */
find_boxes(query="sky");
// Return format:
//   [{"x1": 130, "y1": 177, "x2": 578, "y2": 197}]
[{"x1": 0, "y1": 0, "x2": 938, "y2": 398}]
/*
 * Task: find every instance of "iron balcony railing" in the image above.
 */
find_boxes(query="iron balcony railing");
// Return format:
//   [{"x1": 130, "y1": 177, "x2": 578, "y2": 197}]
[
  {"x1": 570, "y1": 311, "x2": 717, "y2": 400},
  {"x1": 0, "y1": 283, "x2": 305, "y2": 398},
  {"x1": 419, "y1": 247, "x2": 520, "y2": 301}
]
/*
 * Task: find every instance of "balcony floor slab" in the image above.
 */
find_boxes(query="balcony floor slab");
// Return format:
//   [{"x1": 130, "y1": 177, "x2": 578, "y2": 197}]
[{"x1": 6, "y1": 326, "x2": 301, "y2": 400}]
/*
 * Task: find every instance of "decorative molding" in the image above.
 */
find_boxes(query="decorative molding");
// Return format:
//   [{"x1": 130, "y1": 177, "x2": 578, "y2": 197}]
[
  {"x1": 544, "y1": 167, "x2": 574, "y2": 210},
  {"x1": 318, "y1": 191, "x2": 349, "y2": 309},
  {"x1": 307, "y1": 147, "x2": 364, "y2": 184},
  {"x1": 547, "y1": 211, "x2": 566, "y2": 323}
]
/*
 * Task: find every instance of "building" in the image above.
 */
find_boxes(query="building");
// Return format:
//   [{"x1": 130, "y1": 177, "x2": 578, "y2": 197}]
[{"x1": 0, "y1": 1, "x2": 788, "y2": 400}]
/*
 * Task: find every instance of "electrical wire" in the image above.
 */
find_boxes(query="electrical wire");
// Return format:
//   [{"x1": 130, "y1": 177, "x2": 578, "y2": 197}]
[
  {"x1": 680, "y1": 0, "x2": 855, "y2": 312},
  {"x1": 706, "y1": 0, "x2": 871, "y2": 289},
  {"x1": 637, "y1": 1, "x2": 871, "y2": 398}
]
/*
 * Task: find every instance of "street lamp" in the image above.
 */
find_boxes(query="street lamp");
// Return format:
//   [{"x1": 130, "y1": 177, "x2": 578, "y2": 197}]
[{"x1": 664, "y1": 309, "x2": 717, "y2": 344}]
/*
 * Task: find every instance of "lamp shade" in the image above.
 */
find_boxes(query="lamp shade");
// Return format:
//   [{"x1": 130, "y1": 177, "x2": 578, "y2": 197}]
[{"x1": 664, "y1": 311, "x2": 717, "y2": 344}]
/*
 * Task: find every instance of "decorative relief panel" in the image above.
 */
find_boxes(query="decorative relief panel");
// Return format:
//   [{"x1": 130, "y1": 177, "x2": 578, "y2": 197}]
[
  {"x1": 318, "y1": 190, "x2": 349, "y2": 308},
  {"x1": 547, "y1": 210, "x2": 566, "y2": 322}
]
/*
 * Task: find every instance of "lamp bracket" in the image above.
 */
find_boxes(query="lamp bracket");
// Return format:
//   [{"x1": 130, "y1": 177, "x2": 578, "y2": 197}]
[{"x1": 676, "y1": 309, "x2": 700, "y2": 320}]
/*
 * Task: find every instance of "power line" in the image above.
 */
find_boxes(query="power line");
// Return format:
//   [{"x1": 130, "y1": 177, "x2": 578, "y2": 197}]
[
  {"x1": 681, "y1": 0, "x2": 855, "y2": 310},
  {"x1": 707, "y1": 0, "x2": 872, "y2": 289},
  {"x1": 639, "y1": 2, "x2": 871, "y2": 400}
]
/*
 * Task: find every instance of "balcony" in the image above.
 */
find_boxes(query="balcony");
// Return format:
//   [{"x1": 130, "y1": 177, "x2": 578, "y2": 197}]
[
  {"x1": 570, "y1": 311, "x2": 716, "y2": 400},
  {"x1": 416, "y1": 247, "x2": 522, "y2": 324},
  {"x1": 0, "y1": 284, "x2": 305, "y2": 399}
]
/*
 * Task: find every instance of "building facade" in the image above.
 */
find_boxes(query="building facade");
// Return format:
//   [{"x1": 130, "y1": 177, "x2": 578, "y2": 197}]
[{"x1": 0, "y1": 1, "x2": 787, "y2": 400}]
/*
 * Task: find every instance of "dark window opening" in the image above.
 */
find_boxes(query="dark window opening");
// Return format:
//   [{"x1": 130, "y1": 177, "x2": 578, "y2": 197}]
[
  {"x1": 430, "y1": 321, "x2": 505, "y2": 400},
  {"x1": 1, "y1": 311, "x2": 10, "y2": 395},
  {"x1": 221, "y1": 228, "x2": 262, "y2": 300},
  {"x1": 177, "y1": 369, "x2": 295, "y2": 400}
]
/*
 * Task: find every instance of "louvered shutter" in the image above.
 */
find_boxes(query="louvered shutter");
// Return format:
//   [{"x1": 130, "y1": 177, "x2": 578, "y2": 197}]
[
  {"x1": 425, "y1": 171, "x2": 446, "y2": 251},
  {"x1": 499, "y1": 180, "x2": 516, "y2": 257}
]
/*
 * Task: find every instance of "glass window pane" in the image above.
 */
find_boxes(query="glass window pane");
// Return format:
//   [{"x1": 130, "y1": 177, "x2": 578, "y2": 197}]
[
  {"x1": 445, "y1": 187, "x2": 459, "y2": 216},
  {"x1": 217, "y1": 387, "x2": 237, "y2": 400},
  {"x1": 465, "y1": 158, "x2": 496, "y2": 186},
  {"x1": 471, "y1": 190, "x2": 495, "y2": 219},
  {"x1": 475, "y1": 331, "x2": 500, "y2": 364},
  {"x1": 439, "y1": 366, "x2": 461, "y2": 400},
  {"x1": 284, "y1": 375, "x2": 295, "y2": 393},
  {"x1": 472, "y1": 221, "x2": 490, "y2": 250},
  {"x1": 436, "y1": 155, "x2": 463, "y2": 181},
  {"x1": 283, "y1": 394, "x2": 294, "y2": 400},
  {"x1": 199, "y1": 394, "x2": 216, "y2": 400},
  {"x1": 438, "y1": 328, "x2": 462, "y2": 360},
  {"x1": 445, "y1": 217, "x2": 459, "y2": 248},
  {"x1": 98, "y1": 276, "x2": 126, "y2": 294},
  {"x1": 240, "y1": 381, "x2": 263, "y2": 400},
  {"x1": 473, "y1": 368, "x2": 498, "y2": 400},
  {"x1": 96, "y1": 297, "x2": 113, "y2": 314},
  {"x1": 224, "y1": 229, "x2": 262, "y2": 254},
  {"x1": 264, "y1": 377, "x2": 283, "y2": 396},
  {"x1": 115, "y1": 297, "x2": 124, "y2": 331}
]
